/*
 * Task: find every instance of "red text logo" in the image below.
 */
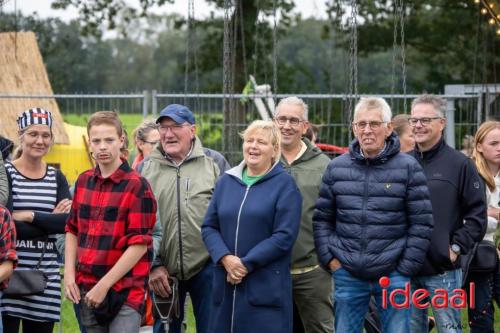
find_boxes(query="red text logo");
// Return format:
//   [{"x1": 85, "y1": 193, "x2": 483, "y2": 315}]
[{"x1": 379, "y1": 276, "x2": 475, "y2": 309}]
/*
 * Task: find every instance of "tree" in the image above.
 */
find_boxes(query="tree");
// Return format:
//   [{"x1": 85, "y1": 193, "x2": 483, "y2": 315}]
[{"x1": 325, "y1": 0, "x2": 500, "y2": 93}]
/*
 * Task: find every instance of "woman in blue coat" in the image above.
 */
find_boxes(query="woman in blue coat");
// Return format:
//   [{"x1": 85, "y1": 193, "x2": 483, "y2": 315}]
[{"x1": 202, "y1": 120, "x2": 302, "y2": 333}]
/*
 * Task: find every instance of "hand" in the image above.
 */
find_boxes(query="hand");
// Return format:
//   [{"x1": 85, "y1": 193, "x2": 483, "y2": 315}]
[
  {"x1": 149, "y1": 266, "x2": 172, "y2": 298},
  {"x1": 85, "y1": 282, "x2": 109, "y2": 308},
  {"x1": 64, "y1": 274, "x2": 81, "y2": 304},
  {"x1": 226, "y1": 273, "x2": 242, "y2": 285},
  {"x1": 221, "y1": 255, "x2": 248, "y2": 281},
  {"x1": 12, "y1": 211, "x2": 34, "y2": 223},
  {"x1": 328, "y1": 258, "x2": 342, "y2": 272},
  {"x1": 53, "y1": 199, "x2": 72, "y2": 214},
  {"x1": 449, "y1": 248, "x2": 458, "y2": 263}
]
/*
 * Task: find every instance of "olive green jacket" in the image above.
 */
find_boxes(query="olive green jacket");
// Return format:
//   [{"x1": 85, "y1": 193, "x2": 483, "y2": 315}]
[
  {"x1": 142, "y1": 137, "x2": 221, "y2": 280},
  {"x1": 281, "y1": 139, "x2": 330, "y2": 269}
]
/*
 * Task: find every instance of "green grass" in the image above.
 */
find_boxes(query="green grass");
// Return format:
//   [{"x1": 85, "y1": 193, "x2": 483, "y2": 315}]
[
  {"x1": 63, "y1": 113, "x2": 146, "y2": 137},
  {"x1": 54, "y1": 298, "x2": 196, "y2": 333},
  {"x1": 53, "y1": 298, "x2": 499, "y2": 332}
]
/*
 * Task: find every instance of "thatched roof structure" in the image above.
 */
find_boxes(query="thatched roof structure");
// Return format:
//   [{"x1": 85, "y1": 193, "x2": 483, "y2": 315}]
[{"x1": 0, "y1": 32, "x2": 69, "y2": 144}]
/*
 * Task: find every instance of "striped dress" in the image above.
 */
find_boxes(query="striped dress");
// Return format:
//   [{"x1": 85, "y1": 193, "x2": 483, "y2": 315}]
[{"x1": 1, "y1": 163, "x2": 62, "y2": 322}]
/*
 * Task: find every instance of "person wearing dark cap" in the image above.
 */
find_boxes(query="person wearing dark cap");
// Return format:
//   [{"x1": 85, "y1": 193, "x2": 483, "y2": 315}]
[
  {"x1": 142, "y1": 104, "x2": 230, "y2": 333},
  {"x1": 1, "y1": 108, "x2": 72, "y2": 333}
]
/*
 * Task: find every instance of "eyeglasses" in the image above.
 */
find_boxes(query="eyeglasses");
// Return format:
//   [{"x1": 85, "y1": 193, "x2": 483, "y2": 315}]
[
  {"x1": 408, "y1": 117, "x2": 442, "y2": 127},
  {"x1": 158, "y1": 124, "x2": 190, "y2": 133},
  {"x1": 275, "y1": 116, "x2": 304, "y2": 126},
  {"x1": 352, "y1": 121, "x2": 386, "y2": 130}
]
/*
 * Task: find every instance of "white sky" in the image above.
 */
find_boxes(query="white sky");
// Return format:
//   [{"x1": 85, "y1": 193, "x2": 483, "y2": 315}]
[{"x1": 1, "y1": 0, "x2": 328, "y2": 22}]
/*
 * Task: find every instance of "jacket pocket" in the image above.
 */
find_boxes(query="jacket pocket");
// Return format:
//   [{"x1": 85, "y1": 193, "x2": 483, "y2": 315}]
[
  {"x1": 246, "y1": 267, "x2": 283, "y2": 307},
  {"x1": 212, "y1": 266, "x2": 226, "y2": 305}
]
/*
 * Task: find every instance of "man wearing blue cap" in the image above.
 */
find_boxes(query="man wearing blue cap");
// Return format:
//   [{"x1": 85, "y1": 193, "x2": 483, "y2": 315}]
[{"x1": 141, "y1": 104, "x2": 229, "y2": 333}]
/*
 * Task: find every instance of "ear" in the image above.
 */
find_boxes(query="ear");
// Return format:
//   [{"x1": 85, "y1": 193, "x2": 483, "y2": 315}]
[
  {"x1": 302, "y1": 121, "x2": 310, "y2": 136},
  {"x1": 386, "y1": 122, "x2": 394, "y2": 137},
  {"x1": 190, "y1": 125, "x2": 197, "y2": 137},
  {"x1": 439, "y1": 118, "x2": 447, "y2": 131},
  {"x1": 476, "y1": 142, "x2": 483, "y2": 153}
]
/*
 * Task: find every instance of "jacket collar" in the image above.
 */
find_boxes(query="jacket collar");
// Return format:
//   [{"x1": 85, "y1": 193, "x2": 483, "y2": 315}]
[
  {"x1": 349, "y1": 132, "x2": 400, "y2": 165},
  {"x1": 281, "y1": 138, "x2": 324, "y2": 166},
  {"x1": 413, "y1": 136, "x2": 446, "y2": 162},
  {"x1": 92, "y1": 158, "x2": 131, "y2": 184},
  {"x1": 149, "y1": 136, "x2": 205, "y2": 166},
  {"x1": 226, "y1": 159, "x2": 283, "y2": 184}
]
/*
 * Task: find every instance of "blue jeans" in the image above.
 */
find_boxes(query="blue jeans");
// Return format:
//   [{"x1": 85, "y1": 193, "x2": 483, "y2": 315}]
[
  {"x1": 333, "y1": 267, "x2": 410, "y2": 333},
  {"x1": 153, "y1": 263, "x2": 213, "y2": 333},
  {"x1": 410, "y1": 269, "x2": 463, "y2": 333}
]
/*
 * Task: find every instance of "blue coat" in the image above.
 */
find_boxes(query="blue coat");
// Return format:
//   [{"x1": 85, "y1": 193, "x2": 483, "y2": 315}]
[
  {"x1": 202, "y1": 161, "x2": 302, "y2": 333},
  {"x1": 313, "y1": 132, "x2": 434, "y2": 280}
]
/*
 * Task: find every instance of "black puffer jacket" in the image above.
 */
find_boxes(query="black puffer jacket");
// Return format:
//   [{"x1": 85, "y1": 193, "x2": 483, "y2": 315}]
[
  {"x1": 410, "y1": 137, "x2": 487, "y2": 276},
  {"x1": 313, "y1": 133, "x2": 434, "y2": 280}
]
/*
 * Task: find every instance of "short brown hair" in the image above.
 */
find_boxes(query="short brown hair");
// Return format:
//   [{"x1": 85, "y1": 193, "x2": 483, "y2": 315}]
[
  {"x1": 87, "y1": 111, "x2": 124, "y2": 137},
  {"x1": 392, "y1": 114, "x2": 410, "y2": 136}
]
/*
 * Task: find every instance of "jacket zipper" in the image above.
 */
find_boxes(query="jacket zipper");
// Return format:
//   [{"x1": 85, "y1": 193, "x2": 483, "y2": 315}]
[
  {"x1": 231, "y1": 185, "x2": 250, "y2": 333},
  {"x1": 185, "y1": 178, "x2": 190, "y2": 209},
  {"x1": 360, "y1": 161, "x2": 370, "y2": 267},
  {"x1": 176, "y1": 167, "x2": 185, "y2": 280}
]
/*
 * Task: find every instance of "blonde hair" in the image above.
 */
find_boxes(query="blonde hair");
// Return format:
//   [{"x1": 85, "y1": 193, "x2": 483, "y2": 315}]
[
  {"x1": 472, "y1": 121, "x2": 500, "y2": 192},
  {"x1": 240, "y1": 120, "x2": 281, "y2": 164}
]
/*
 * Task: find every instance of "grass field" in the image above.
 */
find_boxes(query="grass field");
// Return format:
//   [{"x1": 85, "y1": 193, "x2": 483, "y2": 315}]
[
  {"x1": 52, "y1": 297, "x2": 499, "y2": 333},
  {"x1": 53, "y1": 298, "x2": 196, "y2": 333}
]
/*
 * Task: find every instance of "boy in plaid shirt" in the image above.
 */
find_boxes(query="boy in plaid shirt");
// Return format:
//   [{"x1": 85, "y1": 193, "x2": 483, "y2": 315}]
[
  {"x1": 0, "y1": 205, "x2": 17, "y2": 332},
  {"x1": 64, "y1": 111, "x2": 157, "y2": 333}
]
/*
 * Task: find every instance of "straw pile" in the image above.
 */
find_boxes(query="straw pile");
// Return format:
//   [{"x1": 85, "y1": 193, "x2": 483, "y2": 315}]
[{"x1": 0, "y1": 31, "x2": 69, "y2": 144}]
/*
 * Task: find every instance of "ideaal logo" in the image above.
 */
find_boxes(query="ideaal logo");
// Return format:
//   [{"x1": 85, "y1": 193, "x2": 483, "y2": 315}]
[{"x1": 379, "y1": 276, "x2": 475, "y2": 309}]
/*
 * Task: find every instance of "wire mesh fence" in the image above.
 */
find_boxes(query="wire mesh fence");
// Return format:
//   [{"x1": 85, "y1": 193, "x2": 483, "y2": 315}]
[{"x1": 0, "y1": 92, "x2": 486, "y2": 166}]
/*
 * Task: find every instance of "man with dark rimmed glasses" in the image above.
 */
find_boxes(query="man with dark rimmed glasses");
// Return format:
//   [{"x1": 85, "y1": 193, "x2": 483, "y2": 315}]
[
  {"x1": 274, "y1": 97, "x2": 333, "y2": 333},
  {"x1": 409, "y1": 94, "x2": 486, "y2": 333}
]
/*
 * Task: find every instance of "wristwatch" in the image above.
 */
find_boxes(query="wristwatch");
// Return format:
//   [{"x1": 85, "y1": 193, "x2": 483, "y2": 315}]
[{"x1": 451, "y1": 244, "x2": 461, "y2": 255}]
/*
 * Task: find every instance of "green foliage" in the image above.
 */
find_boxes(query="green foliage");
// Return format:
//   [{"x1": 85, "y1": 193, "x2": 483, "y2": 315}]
[{"x1": 2, "y1": 0, "x2": 499, "y2": 95}]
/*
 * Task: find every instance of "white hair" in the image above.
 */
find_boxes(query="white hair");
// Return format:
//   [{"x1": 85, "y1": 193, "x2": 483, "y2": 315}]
[
  {"x1": 275, "y1": 96, "x2": 309, "y2": 120},
  {"x1": 354, "y1": 97, "x2": 392, "y2": 123}
]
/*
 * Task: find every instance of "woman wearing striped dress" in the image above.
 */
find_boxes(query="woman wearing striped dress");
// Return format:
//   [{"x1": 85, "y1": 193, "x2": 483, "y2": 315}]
[{"x1": 1, "y1": 108, "x2": 71, "y2": 333}]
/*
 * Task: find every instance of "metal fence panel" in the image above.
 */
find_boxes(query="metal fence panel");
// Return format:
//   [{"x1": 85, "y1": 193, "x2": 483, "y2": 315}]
[{"x1": 0, "y1": 92, "x2": 483, "y2": 166}]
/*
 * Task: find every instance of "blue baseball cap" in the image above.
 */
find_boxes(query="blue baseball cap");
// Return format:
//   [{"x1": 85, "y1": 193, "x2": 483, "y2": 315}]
[{"x1": 156, "y1": 104, "x2": 195, "y2": 125}]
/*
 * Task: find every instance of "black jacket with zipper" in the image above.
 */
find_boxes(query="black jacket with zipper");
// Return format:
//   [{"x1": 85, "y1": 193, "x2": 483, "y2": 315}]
[{"x1": 410, "y1": 137, "x2": 487, "y2": 276}]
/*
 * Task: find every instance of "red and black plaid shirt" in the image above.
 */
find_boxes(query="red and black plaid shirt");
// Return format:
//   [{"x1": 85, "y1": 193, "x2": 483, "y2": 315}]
[
  {"x1": 0, "y1": 206, "x2": 16, "y2": 289},
  {"x1": 66, "y1": 160, "x2": 157, "y2": 312}
]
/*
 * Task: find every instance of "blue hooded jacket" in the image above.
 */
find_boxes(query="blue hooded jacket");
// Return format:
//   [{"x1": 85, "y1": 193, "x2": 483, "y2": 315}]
[
  {"x1": 202, "y1": 161, "x2": 302, "y2": 333},
  {"x1": 313, "y1": 132, "x2": 433, "y2": 279}
]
